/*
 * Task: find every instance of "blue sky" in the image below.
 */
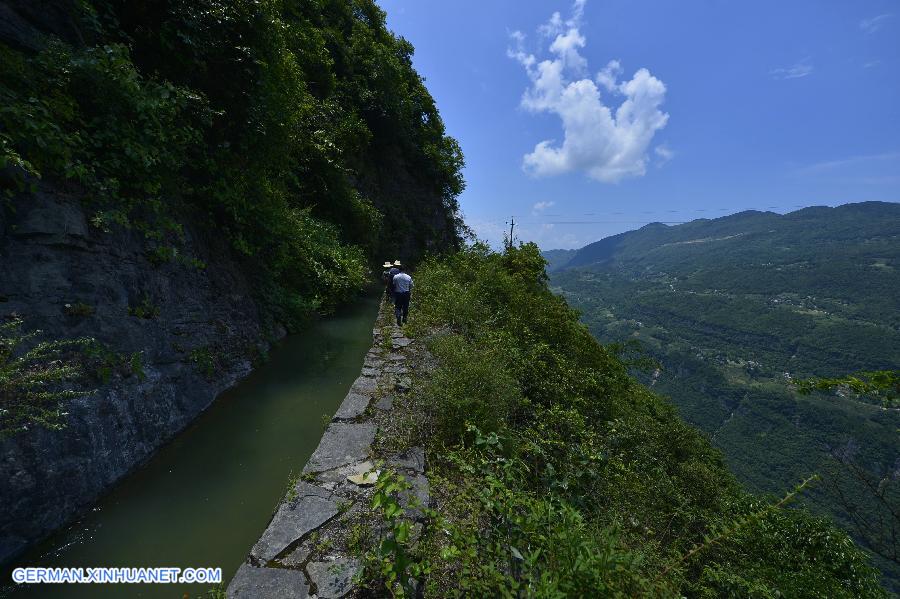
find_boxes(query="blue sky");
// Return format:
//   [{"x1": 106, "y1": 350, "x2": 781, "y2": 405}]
[{"x1": 377, "y1": 0, "x2": 900, "y2": 249}]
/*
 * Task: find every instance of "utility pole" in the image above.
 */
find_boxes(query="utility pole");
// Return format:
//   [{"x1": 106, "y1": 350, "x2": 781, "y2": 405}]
[{"x1": 506, "y1": 216, "x2": 516, "y2": 249}]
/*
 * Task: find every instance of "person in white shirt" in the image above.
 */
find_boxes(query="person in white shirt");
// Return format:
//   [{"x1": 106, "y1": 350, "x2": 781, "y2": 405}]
[{"x1": 391, "y1": 265, "x2": 413, "y2": 326}]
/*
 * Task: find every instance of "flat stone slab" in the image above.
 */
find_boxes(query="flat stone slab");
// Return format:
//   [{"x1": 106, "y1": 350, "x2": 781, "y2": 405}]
[
  {"x1": 227, "y1": 564, "x2": 309, "y2": 599},
  {"x1": 350, "y1": 375, "x2": 377, "y2": 394},
  {"x1": 277, "y1": 545, "x2": 310, "y2": 568},
  {"x1": 395, "y1": 377, "x2": 412, "y2": 393},
  {"x1": 390, "y1": 447, "x2": 425, "y2": 474},
  {"x1": 383, "y1": 364, "x2": 408, "y2": 375},
  {"x1": 304, "y1": 422, "x2": 376, "y2": 473},
  {"x1": 333, "y1": 391, "x2": 370, "y2": 420},
  {"x1": 392, "y1": 337, "x2": 411, "y2": 348},
  {"x1": 251, "y1": 484, "x2": 338, "y2": 562},
  {"x1": 363, "y1": 359, "x2": 383, "y2": 371},
  {"x1": 375, "y1": 395, "x2": 393, "y2": 411},
  {"x1": 307, "y1": 558, "x2": 361, "y2": 599},
  {"x1": 399, "y1": 473, "x2": 430, "y2": 520},
  {"x1": 317, "y1": 459, "x2": 374, "y2": 484}
]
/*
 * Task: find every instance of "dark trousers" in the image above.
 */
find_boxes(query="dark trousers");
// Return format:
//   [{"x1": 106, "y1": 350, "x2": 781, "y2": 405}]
[{"x1": 394, "y1": 291, "x2": 410, "y2": 325}]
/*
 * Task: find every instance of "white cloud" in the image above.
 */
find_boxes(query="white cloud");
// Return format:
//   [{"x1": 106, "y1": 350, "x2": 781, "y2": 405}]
[
  {"x1": 795, "y1": 152, "x2": 900, "y2": 175},
  {"x1": 595, "y1": 59, "x2": 622, "y2": 92},
  {"x1": 770, "y1": 59, "x2": 813, "y2": 80},
  {"x1": 508, "y1": 0, "x2": 669, "y2": 183},
  {"x1": 792, "y1": 152, "x2": 900, "y2": 185},
  {"x1": 860, "y1": 14, "x2": 892, "y2": 34},
  {"x1": 532, "y1": 200, "x2": 556, "y2": 215},
  {"x1": 654, "y1": 144, "x2": 674, "y2": 166},
  {"x1": 538, "y1": 12, "x2": 564, "y2": 38}
]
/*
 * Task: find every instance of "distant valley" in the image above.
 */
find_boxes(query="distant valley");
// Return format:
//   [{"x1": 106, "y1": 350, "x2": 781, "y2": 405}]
[{"x1": 545, "y1": 201, "x2": 900, "y2": 591}]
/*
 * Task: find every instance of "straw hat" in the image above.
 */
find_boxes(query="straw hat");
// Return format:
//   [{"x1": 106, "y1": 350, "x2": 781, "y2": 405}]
[
  {"x1": 382, "y1": 261, "x2": 392, "y2": 268},
  {"x1": 393, "y1": 260, "x2": 402, "y2": 266}
]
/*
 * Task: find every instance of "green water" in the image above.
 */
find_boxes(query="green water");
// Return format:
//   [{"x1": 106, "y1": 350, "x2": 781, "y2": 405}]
[{"x1": 3, "y1": 295, "x2": 379, "y2": 598}]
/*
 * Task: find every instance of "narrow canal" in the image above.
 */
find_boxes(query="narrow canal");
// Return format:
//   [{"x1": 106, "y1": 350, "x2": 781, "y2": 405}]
[{"x1": 2, "y1": 294, "x2": 380, "y2": 598}]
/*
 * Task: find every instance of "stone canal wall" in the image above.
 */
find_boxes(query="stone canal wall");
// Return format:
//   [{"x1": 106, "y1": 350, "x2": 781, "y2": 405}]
[{"x1": 227, "y1": 299, "x2": 429, "y2": 598}]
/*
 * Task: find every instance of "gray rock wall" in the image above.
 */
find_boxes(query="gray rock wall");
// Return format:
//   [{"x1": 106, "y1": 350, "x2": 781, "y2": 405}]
[
  {"x1": 0, "y1": 184, "x2": 268, "y2": 563},
  {"x1": 0, "y1": 0, "x2": 84, "y2": 52}
]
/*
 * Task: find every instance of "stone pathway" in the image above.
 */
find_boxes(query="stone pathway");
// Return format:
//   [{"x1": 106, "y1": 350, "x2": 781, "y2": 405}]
[{"x1": 227, "y1": 299, "x2": 428, "y2": 599}]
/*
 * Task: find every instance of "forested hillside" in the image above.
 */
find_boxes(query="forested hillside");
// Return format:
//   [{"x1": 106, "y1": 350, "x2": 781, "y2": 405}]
[
  {"x1": 1, "y1": 0, "x2": 464, "y2": 328},
  {"x1": 546, "y1": 202, "x2": 900, "y2": 591},
  {"x1": 360, "y1": 242, "x2": 886, "y2": 597}
]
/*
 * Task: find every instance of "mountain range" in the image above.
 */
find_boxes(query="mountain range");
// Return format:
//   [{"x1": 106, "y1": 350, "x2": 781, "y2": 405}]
[{"x1": 545, "y1": 201, "x2": 900, "y2": 590}]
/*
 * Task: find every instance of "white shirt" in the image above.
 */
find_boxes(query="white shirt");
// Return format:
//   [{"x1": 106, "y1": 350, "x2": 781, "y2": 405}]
[{"x1": 393, "y1": 272, "x2": 413, "y2": 293}]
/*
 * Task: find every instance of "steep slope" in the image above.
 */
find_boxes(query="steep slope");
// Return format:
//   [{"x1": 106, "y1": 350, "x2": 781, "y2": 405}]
[
  {"x1": 547, "y1": 201, "x2": 900, "y2": 590},
  {"x1": 345, "y1": 243, "x2": 885, "y2": 597},
  {"x1": 540, "y1": 247, "x2": 577, "y2": 272}
]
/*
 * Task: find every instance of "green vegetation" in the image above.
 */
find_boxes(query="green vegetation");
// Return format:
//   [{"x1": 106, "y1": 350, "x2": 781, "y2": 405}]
[
  {"x1": 795, "y1": 369, "x2": 900, "y2": 576},
  {"x1": 0, "y1": 316, "x2": 152, "y2": 436},
  {"x1": 86, "y1": 344, "x2": 145, "y2": 384},
  {"x1": 0, "y1": 318, "x2": 95, "y2": 437},
  {"x1": 796, "y1": 369, "x2": 899, "y2": 409},
  {"x1": 128, "y1": 294, "x2": 160, "y2": 319},
  {"x1": 64, "y1": 302, "x2": 96, "y2": 317},
  {"x1": 546, "y1": 203, "x2": 900, "y2": 591},
  {"x1": 283, "y1": 470, "x2": 301, "y2": 503},
  {"x1": 365, "y1": 468, "x2": 430, "y2": 595},
  {"x1": 188, "y1": 347, "x2": 217, "y2": 379},
  {"x1": 364, "y1": 243, "x2": 883, "y2": 596},
  {"x1": 1, "y1": 0, "x2": 463, "y2": 330}
]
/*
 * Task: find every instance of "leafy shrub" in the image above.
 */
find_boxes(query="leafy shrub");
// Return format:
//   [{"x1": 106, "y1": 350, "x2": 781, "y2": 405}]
[
  {"x1": 364, "y1": 468, "x2": 429, "y2": 597},
  {"x1": 64, "y1": 302, "x2": 95, "y2": 317},
  {"x1": 188, "y1": 347, "x2": 216, "y2": 379},
  {"x1": 128, "y1": 295, "x2": 160, "y2": 319},
  {"x1": 423, "y1": 333, "x2": 522, "y2": 440},
  {"x1": 0, "y1": 318, "x2": 95, "y2": 437},
  {"x1": 0, "y1": 41, "x2": 203, "y2": 228},
  {"x1": 392, "y1": 243, "x2": 885, "y2": 597},
  {"x1": 795, "y1": 369, "x2": 899, "y2": 409}
]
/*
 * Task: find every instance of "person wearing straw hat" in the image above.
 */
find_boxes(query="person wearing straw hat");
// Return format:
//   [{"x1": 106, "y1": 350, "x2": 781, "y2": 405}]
[
  {"x1": 381, "y1": 261, "x2": 394, "y2": 299},
  {"x1": 387, "y1": 260, "x2": 401, "y2": 289}
]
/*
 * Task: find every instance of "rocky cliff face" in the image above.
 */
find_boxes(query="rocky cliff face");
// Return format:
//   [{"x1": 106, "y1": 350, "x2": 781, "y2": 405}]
[
  {"x1": 0, "y1": 0, "x2": 83, "y2": 52},
  {"x1": 0, "y1": 184, "x2": 269, "y2": 563},
  {"x1": 358, "y1": 144, "x2": 461, "y2": 262}
]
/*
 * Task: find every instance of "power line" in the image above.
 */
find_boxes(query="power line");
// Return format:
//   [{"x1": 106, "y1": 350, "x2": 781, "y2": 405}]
[
  {"x1": 515, "y1": 220, "x2": 690, "y2": 225},
  {"x1": 499, "y1": 203, "x2": 813, "y2": 226},
  {"x1": 510, "y1": 204, "x2": 811, "y2": 222}
]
